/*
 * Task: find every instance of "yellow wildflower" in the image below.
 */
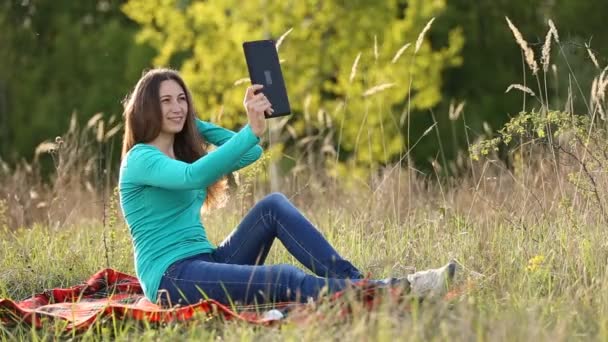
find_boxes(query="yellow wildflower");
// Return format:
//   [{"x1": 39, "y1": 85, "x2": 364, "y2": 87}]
[{"x1": 527, "y1": 254, "x2": 545, "y2": 272}]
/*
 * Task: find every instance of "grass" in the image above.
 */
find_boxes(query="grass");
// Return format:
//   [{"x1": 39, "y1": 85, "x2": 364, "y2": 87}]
[{"x1": 2, "y1": 160, "x2": 608, "y2": 340}]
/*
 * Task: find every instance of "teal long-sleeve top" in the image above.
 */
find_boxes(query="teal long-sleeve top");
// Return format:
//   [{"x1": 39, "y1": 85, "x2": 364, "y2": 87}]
[{"x1": 118, "y1": 119, "x2": 263, "y2": 302}]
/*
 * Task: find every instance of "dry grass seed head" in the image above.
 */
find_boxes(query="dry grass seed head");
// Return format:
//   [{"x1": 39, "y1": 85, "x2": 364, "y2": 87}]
[
  {"x1": 599, "y1": 66, "x2": 608, "y2": 103},
  {"x1": 363, "y1": 83, "x2": 396, "y2": 97},
  {"x1": 86, "y1": 113, "x2": 103, "y2": 129},
  {"x1": 591, "y1": 77, "x2": 603, "y2": 119},
  {"x1": 233, "y1": 78, "x2": 250, "y2": 86},
  {"x1": 598, "y1": 102, "x2": 606, "y2": 121},
  {"x1": 350, "y1": 52, "x2": 362, "y2": 83},
  {"x1": 275, "y1": 27, "x2": 293, "y2": 53},
  {"x1": 34, "y1": 142, "x2": 58, "y2": 158},
  {"x1": 505, "y1": 17, "x2": 539, "y2": 75},
  {"x1": 68, "y1": 112, "x2": 78, "y2": 133},
  {"x1": 415, "y1": 17, "x2": 435, "y2": 54},
  {"x1": 548, "y1": 19, "x2": 559, "y2": 43},
  {"x1": 104, "y1": 123, "x2": 123, "y2": 142},
  {"x1": 593, "y1": 71, "x2": 608, "y2": 119},
  {"x1": 449, "y1": 100, "x2": 466, "y2": 121},
  {"x1": 506, "y1": 84, "x2": 536, "y2": 97},
  {"x1": 541, "y1": 28, "x2": 554, "y2": 72},
  {"x1": 585, "y1": 43, "x2": 600, "y2": 69},
  {"x1": 96, "y1": 121, "x2": 105, "y2": 143},
  {"x1": 391, "y1": 43, "x2": 411, "y2": 64},
  {"x1": 374, "y1": 35, "x2": 379, "y2": 61},
  {"x1": 591, "y1": 77, "x2": 599, "y2": 104}
]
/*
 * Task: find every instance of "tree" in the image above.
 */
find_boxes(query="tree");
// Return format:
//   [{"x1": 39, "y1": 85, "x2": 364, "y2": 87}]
[
  {"x1": 0, "y1": 0, "x2": 155, "y2": 164},
  {"x1": 122, "y1": 0, "x2": 463, "y2": 178}
]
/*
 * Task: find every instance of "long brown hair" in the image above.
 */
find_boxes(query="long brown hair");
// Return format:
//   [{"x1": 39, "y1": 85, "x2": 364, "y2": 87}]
[{"x1": 121, "y1": 68, "x2": 226, "y2": 210}]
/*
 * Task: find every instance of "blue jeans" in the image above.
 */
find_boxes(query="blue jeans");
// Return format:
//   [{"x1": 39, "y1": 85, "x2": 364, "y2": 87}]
[{"x1": 158, "y1": 192, "x2": 368, "y2": 306}]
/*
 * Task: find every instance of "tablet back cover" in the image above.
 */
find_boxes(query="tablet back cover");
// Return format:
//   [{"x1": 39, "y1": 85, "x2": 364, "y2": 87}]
[{"x1": 243, "y1": 40, "x2": 291, "y2": 117}]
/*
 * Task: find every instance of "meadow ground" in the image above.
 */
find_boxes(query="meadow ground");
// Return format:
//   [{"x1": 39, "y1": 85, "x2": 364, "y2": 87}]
[{"x1": 1, "y1": 155, "x2": 608, "y2": 341}]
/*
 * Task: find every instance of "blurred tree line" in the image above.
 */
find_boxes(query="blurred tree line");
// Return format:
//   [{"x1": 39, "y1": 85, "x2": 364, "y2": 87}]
[
  {"x1": 0, "y1": 0, "x2": 155, "y2": 166},
  {"x1": 0, "y1": 0, "x2": 606, "y2": 179}
]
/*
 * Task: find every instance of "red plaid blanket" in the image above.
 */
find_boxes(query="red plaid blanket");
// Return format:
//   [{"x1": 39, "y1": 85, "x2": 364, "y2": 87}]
[
  {"x1": 0, "y1": 268, "x2": 467, "y2": 332},
  {"x1": 0, "y1": 268, "x2": 287, "y2": 332}
]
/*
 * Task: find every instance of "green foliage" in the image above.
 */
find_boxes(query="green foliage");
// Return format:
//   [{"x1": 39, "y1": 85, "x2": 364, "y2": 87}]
[
  {"x1": 0, "y1": 0, "x2": 155, "y2": 163},
  {"x1": 2, "y1": 1, "x2": 607, "y2": 179},
  {"x1": 554, "y1": 0, "x2": 608, "y2": 58},
  {"x1": 470, "y1": 104, "x2": 608, "y2": 221},
  {"x1": 122, "y1": 0, "x2": 463, "y2": 174},
  {"x1": 469, "y1": 109, "x2": 592, "y2": 161}
]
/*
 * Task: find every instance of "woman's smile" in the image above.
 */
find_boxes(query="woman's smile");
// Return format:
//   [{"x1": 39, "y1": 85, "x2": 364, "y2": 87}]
[{"x1": 167, "y1": 116, "x2": 184, "y2": 124}]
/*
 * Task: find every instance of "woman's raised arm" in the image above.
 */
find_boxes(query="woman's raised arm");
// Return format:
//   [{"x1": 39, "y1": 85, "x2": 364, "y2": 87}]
[
  {"x1": 196, "y1": 119, "x2": 263, "y2": 171},
  {"x1": 123, "y1": 124, "x2": 260, "y2": 190}
]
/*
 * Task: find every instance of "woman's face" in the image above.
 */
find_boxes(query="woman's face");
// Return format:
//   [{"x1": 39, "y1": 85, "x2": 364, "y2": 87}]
[{"x1": 158, "y1": 79, "x2": 188, "y2": 135}]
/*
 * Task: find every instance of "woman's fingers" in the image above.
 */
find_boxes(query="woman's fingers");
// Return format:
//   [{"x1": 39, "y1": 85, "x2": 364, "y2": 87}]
[
  {"x1": 253, "y1": 102, "x2": 272, "y2": 113},
  {"x1": 248, "y1": 97, "x2": 272, "y2": 110},
  {"x1": 252, "y1": 94, "x2": 270, "y2": 105},
  {"x1": 245, "y1": 87, "x2": 273, "y2": 117},
  {"x1": 249, "y1": 93, "x2": 265, "y2": 103},
  {"x1": 245, "y1": 84, "x2": 264, "y2": 100}
]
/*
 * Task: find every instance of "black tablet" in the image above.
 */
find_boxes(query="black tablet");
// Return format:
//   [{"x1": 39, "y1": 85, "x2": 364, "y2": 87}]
[{"x1": 242, "y1": 40, "x2": 291, "y2": 118}]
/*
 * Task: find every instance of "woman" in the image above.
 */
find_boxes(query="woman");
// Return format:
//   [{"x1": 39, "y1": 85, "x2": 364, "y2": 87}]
[{"x1": 119, "y1": 68, "x2": 455, "y2": 307}]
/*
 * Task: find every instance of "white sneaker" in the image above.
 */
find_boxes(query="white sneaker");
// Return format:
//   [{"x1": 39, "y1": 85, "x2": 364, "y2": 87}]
[{"x1": 406, "y1": 260, "x2": 457, "y2": 299}]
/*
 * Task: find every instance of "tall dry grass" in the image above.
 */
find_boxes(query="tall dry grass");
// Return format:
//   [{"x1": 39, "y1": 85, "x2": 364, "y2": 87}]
[{"x1": 0, "y1": 113, "x2": 123, "y2": 230}]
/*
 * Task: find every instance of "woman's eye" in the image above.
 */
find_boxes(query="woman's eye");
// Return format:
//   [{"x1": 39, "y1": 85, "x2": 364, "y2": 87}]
[
  {"x1": 178, "y1": 97, "x2": 186, "y2": 102},
  {"x1": 161, "y1": 99, "x2": 170, "y2": 103}
]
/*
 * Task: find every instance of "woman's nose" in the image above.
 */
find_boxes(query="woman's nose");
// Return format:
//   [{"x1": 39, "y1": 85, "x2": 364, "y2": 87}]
[{"x1": 170, "y1": 100, "x2": 182, "y2": 112}]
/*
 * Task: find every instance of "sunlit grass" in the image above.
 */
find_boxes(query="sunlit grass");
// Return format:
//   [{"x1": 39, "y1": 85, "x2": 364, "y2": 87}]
[{"x1": 2, "y1": 164, "x2": 608, "y2": 340}]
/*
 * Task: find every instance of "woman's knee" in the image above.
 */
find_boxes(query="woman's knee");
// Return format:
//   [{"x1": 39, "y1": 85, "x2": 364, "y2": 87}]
[
  {"x1": 259, "y1": 192, "x2": 290, "y2": 210},
  {"x1": 273, "y1": 264, "x2": 305, "y2": 285}
]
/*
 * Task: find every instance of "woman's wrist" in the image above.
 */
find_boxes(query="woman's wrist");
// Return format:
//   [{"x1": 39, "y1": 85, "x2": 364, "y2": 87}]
[{"x1": 243, "y1": 124, "x2": 262, "y2": 142}]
